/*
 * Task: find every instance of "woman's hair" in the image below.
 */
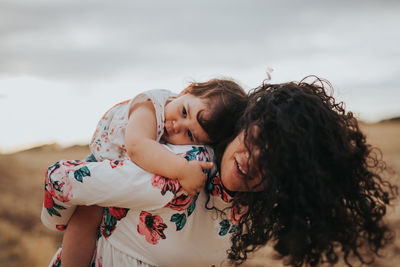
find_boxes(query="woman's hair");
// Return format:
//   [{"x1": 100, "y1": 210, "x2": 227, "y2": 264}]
[
  {"x1": 228, "y1": 76, "x2": 398, "y2": 266},
  {"x1": 185, "y1": 79, "x2": 248, "y2": 146}
]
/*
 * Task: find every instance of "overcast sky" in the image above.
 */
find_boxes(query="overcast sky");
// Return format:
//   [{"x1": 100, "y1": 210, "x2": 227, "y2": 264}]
[{"x1": 1, "y1": 0, "x2": 399, "y2": 153}]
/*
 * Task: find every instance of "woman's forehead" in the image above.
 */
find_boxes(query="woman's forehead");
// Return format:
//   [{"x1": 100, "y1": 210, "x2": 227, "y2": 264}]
[{"x1": 243, "y1": 125, "x2": 263, "y2": 148}]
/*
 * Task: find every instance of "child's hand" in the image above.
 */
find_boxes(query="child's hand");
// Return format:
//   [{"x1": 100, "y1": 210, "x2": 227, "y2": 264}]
[{"x1": 179, "y1": 160, "x2": 214, "y2": 195}]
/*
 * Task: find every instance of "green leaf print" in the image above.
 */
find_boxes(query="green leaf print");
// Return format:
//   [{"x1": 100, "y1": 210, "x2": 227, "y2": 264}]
[
  {"x1": 53, "y1": 203, "x2": 66, "y2": 210},
  {"x1": 170, "y1": 213, "x2": 187, "y2": 231},
  {"x1": 219, "y1": 220, "x2": 230, "y2": 236},
  {"x1": 74, "y1": 166, "x2": 91, "y2": 182},
  {"x1": 186, "y1": 194, "x2": 198, "y2": 217},
  {"x1": 47, "y1": 207, "x2": 61, "y2": 217},
  {"x1": 229, "y1": 224, "x2": 239, "y2": 233}
]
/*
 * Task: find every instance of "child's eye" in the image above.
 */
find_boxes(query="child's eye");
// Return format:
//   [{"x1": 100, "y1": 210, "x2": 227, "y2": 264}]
[
  {"x1": 187, "y1": 130, "x2": 194, "y2": 142},
  {"x1": 182, "y1": 107, "x2": 187, "y2": 118}
]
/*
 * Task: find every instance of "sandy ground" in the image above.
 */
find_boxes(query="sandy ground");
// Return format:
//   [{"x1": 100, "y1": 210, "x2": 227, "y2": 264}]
[{"x1": 0, "y1": 122, "x2": 399, "y2": 267}]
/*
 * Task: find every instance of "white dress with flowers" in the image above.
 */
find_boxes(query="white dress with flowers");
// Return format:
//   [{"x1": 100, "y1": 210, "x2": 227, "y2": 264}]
[
  {"x1": 41, "y1": 144, "x2": 248, "y2": 267},
  {"x1": 90, "y1": 89, "x2": 176, "y2": 161}
]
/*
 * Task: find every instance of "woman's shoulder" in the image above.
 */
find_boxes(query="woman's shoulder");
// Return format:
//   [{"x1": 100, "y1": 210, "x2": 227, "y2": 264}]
[{"x1": 163, "y1": 144, "x2": 213, "y2": 162}]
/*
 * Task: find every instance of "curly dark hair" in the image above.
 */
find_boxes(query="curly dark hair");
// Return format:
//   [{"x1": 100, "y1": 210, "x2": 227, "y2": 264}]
[{"x1": 227, "y1": 76, "x2": 398, "y2": 266}]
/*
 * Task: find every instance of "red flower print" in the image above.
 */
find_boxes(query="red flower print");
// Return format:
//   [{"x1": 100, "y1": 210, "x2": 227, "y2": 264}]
[
  {"x1": 151, "y1": 174, "x2": 165, "y2": 189},
  {"x1": 151, "y1": 175, "x2": 196, "y2": 211},
  {"x1": 46, "y1": 160, "x2": 86, "y2": 203},
  {"x1": 100, "y1": 207, "x2": 129, "y2": 238},
  {"x1": 44, "y1": 187, "x2": 67, "y2": 218},
  {"x1": 93, "y1": 249, "x2": 102, "y2": 267},
  {"x1": 109, "y1": 160, "x2": 124, "y2": 168},
  {"x1": 151, "y1": 174, "x2": 181, "y2": 195},
  {"x1": 165, "y1": 191, "x2": 193, "y2": 211},
  {"x1": 108, "y1": 207, "x2": 128, "y2": 220},
  {"x1": 137, "y1": 211, "x2": 167, "y2": 245},
  {"x1": 231, "y1": 204, "x2": 249, "y2": 225},
  {"x1": 44, "y1": 190, "x2": 55, "y2": 209},
  {"x1": 210, "y1": 175, "x2": 231, "y2": 203},
  {"x1": 51, "y1": 249, "x2": 62, "y2": 267},
  {"x1": 56, "y1": 224, "x2": 67, "y2": 231}
]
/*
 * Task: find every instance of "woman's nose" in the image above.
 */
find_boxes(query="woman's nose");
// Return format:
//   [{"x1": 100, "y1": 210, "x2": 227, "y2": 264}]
[{"x1": 241, "y1": 150, "x2": 250, "y2": 161}]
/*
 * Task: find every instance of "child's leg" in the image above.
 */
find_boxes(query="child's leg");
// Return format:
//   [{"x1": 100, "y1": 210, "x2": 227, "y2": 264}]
[{"x1": 61, "y1": 205, "x2": 103, "y2": 267}]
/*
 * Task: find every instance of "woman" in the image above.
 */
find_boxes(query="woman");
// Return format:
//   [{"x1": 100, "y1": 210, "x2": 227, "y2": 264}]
[
  {"x1": 222, "y1": 77, "x2": 397, "y2": 266},
  {"x1": 42, "y1": 77, "x2": 397, "y2": 266}
]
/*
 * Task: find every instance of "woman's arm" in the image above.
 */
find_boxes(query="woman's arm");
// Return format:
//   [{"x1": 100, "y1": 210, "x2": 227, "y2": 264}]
[
  {"x1": 45, "y1": 159, "x2": 175, "y2": 207},
  {"x1": 41, "y1": 144, "x2": 212, "y2": 231}
]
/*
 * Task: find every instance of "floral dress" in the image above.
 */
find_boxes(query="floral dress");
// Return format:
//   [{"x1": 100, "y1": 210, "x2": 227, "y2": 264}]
[
  {"x1": 41, "y1": 144, "x2": 248, "y2": 267},
  {"x1": 90, "y1": 89, "x2": 176, "y2": 161}
]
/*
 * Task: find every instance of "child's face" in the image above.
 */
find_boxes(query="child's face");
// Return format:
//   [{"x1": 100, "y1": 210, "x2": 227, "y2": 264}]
[{"x1": 163, "y1": 93, "x2": 211, "y2": 145}]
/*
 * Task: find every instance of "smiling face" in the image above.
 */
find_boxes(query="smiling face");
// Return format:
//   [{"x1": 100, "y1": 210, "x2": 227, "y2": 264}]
[
  {"x1": 220, "y1": 130, "x2": 265, "y2": 192},
  {"x1": 162, "y1": 93, "x2": 211, "y2": 145}
]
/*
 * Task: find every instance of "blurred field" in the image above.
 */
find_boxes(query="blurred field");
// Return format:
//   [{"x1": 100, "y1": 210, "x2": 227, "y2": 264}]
[{"x1": 0, "y1": 122, "x2": 399, "y2": 267}]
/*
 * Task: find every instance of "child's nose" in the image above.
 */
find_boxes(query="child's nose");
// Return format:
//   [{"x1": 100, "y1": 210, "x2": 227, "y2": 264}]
[{"x1": 172, "y1": 120, "x2": 181, "y2": 133}]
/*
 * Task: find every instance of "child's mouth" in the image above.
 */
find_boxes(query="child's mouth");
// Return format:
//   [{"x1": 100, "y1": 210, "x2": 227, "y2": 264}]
[{"x1": 163, "y1": 127, "x2": 169, "y2": 137}]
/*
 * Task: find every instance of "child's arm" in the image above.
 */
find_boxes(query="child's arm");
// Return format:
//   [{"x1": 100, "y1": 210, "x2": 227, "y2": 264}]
[{"x1": 125, "y1": 101, "x2": 213, "y2": 195}]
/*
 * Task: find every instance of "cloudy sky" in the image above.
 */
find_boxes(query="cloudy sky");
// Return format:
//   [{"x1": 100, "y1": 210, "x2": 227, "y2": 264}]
[{"x1": 1, "y1": 0, "x2": 399, "y2": 153}]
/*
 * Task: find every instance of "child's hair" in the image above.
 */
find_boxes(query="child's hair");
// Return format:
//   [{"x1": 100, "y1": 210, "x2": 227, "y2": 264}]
[{"x1": 185, "y1": 78, "x2": 248, "y2": 146}]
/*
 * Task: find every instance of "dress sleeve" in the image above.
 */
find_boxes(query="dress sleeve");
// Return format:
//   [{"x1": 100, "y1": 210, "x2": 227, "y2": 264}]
[
  {"x1": 132, "y1": 89, "x2": 176, "y2": 142},
  {"x1": 41, "y1": 144, "x2": 212, "y2": 231}
]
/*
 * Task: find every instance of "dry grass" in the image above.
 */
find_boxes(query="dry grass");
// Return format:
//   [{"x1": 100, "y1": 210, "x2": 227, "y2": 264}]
[
  {"x1": 0, "y1": 144, "x2": 90, "y2": 267},
  {"x1": 0, "y1": 122, "x2": 399, "y2": 267}
]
